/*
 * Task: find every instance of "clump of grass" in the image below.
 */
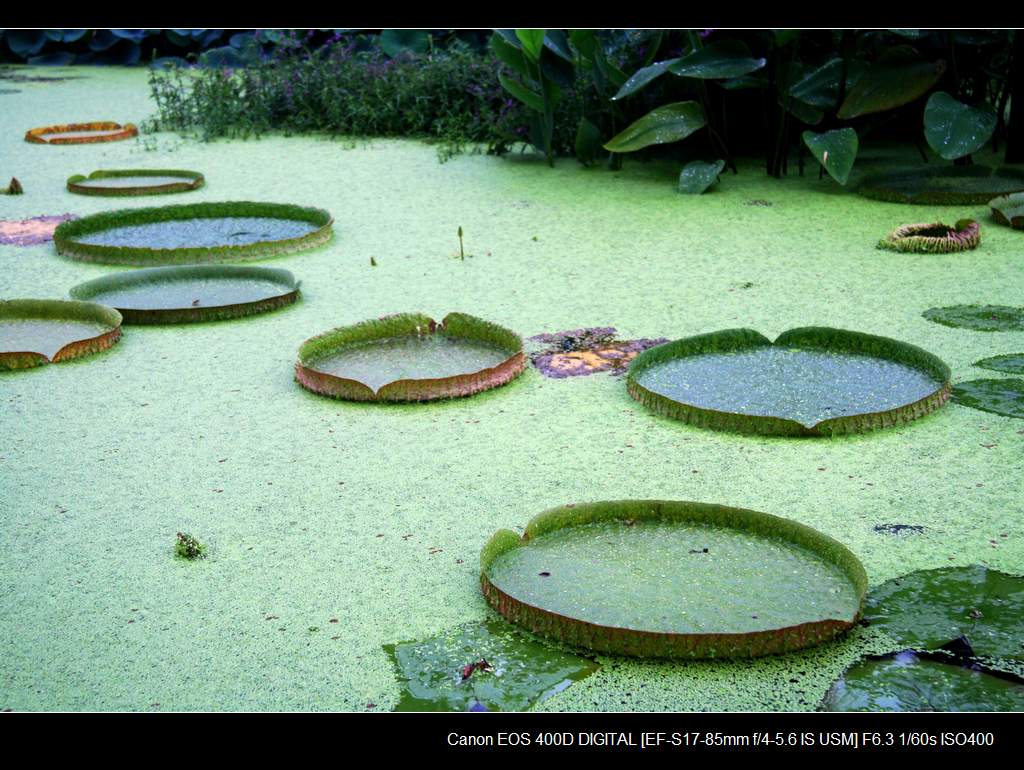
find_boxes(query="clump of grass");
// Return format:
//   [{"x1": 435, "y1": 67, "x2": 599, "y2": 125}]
[{"x1": 175, "y1": 532, "x2": 207, "y2": 560}]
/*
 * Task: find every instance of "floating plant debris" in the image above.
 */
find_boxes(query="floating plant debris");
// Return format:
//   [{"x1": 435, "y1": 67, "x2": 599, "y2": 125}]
[
  {"x1": 922, "y1": 305, "x2": 1024, "y2": 332},
  {"x1": 54, "y1": 201, "x2": 333, "y2": 266},
  {"x1": 174, "y1": 532, "x2": 207, "y2": 560},
  {"x1": 3, "y1": 177, "x2": 22, "y2": 195},
  {"x1": 973, "y1": 353, "x2": 1024, "y2": 375},
  {"x1": 69, "y1": 265, "x2": 300, "y2": 324},
  {"x1": 67, "y1": 169, "x2": 205, "y2": 197},
  {"x1": 0, "y1": 214, "x2": 76, "y2": 246},
  {"x1": 989, "y1": 192, "x2": 1024, "y2": 230},
  {"x1": 873, "y1": 524, "x2": 926, "y2": 536},
  {"x1": 296, "y1": 312, "x2": 524, "y2": 402},
  {"x1": 952, "y1": 378, "x2": 1024, "y2": 419},
  {"x1": 877, "y1": 219, "x2": 980, "y2": 253},
  {"x1": 857, "y1": 165, "x2": 1024, "y2": 205},
  {"x1": 24, "y1": 121, "x2": 138, "y2": 145},
  {"x1": 528, "y1": 327, "x2": 668, "y2": 378},
  {"x1": 0, "y1": 299, "x2": 122, "y2": 370},
  {"x1": 821, "y1": 651, "x2": 1024, "y2": 712},
  {"x1": 384, "y1": 619, "x2": 598, "y2": 712},
  {"x1": 627, "y1": 327, "x2": 951, "y2": 436},
  {"x1": 481, "y1": 500, "x2": 868, "y2": 658},
  {"x1": 864, "y1": 566, "x2": 1024, "y2": 661}
]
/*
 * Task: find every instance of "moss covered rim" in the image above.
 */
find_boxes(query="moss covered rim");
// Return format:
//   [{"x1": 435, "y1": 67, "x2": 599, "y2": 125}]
[
  {"x1": 989, "y1": 192, "x2": 1024, "y2": 230},
  {"x1": 68, "y1": 265, "x2": 300, "y2": 324},
  {"x1": 53, "y1": 201, "x2": 334, "y2": 266},
  {"x1": 626, "y1": 327, "x2": 952, "y2": 437},
  {"x1": 857, "y1": 165, "x2": 1024, "y2": 205},
  {"x1": 295, "y1": 312, "x2": 525, "y2": 402},
  {"x1": 24, "y1": 121, "x2": 138, "y2": 145},
  {"x1": 481, "y1": 500, "x2": 869, "y2": 659},
  {"x1": 878, "y1": 220, "x2": 980, "y2": 253},
  {"x1": 0, "y1": 298, "x2": 122, "y2": 370},
  {"x1": 66, "y1": 169, "x2": 205, "y2": 197}
]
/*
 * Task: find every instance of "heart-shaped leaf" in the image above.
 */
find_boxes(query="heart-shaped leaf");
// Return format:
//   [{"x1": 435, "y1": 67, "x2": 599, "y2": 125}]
[
  {"x1": 612, "y1": 59, "x2": 680, "y2": 100},
  {"x1": 5, "y1": 29, "x2": 47, "y2": 58},
  {"x1": 516, "y1": 29, "x2": 546, "y2": 62},
  {"x1": 837, "y1": 45, "x2": 946, "y2": 119},
  {"x1": 678, "y1": 159, "x2": 725, "y2": 194},
  {"x1": 669, "y1": 39, "x2": 766, "y2": 80},
  {"x1": 802, "y1": 128, "x2": 858, "y2": 185},
  {"x1": 603, "y1": 101, "x2": 706, "y2": 153},
  {"x1": 924, "y1": 91, "x2": 997, "y2": 160},
  {"x1": 790, "y1": 58, "x2": 867, "y2": 110}
]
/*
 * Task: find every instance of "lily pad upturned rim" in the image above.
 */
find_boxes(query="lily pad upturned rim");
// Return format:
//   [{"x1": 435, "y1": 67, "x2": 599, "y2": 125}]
[
  {"x1": 24, "y1": 121, "x2": 139, "y2": 145},
  {"x1": 877, "y1": 219, "x2": 981, "y2": 253},
  {"x1": 857, "y1": 165, "x2": 1024, "y2": 205},
  {"x1": 295, "y1": 312, "x2": 525, "y2": 402},
  {"x1": 480, "y1": 500, "x2": 869, "y2": 659},
  {"x1": 626, "y1": 327, "x2": 952, "y2": 437},
  {"x1": 52, "y1": 201, "x2": 334, "y2": 266},
  {"x1": 68, "y1": 264, "x2": 301, "y2": 324},
  {"x1": 0, "y1": 298, "x2": 122, "y2": 370},
  {"x1": 66, "y1": 168, "x2": 205, "y2": 197},
  {"x1": 988, "y1": 192, "x2": 1024, "y2": 230}
]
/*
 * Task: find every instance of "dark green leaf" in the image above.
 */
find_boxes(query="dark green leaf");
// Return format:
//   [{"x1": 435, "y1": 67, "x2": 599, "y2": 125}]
[
  {"x1": 380, "y1": 30, "x2": 430, "y2": 57},
  {"x1": 953, "y1": 379, "x2": 1024, "y2": 419},
  {"x1": 612, "y1": 59, "x2": 680, "y2": 101},
  {"x1": 516, "y1": 29, "x2": 546, "y2": 62},
  {"x1": 922, "y1": 305, "x2": 1024, "y2": 332},
  {"x1": 603, "y1": 102, "x2": 706, "y2": 153},
  {"x1": 27, "y1": 52, "x2": 75, "y2": 66},
  {"x1": 111, "y1": 30, "x2": 149, "y2": 43},
  {"x1": 539, "y1": 48, "x2": 573, "y2": 90},
  {"x1": 543, "y1": 30, "x2": 573, "y2": 62},
  {"x1": 837, "y1": 45, "x2": 946, "y2": 119},
  {"x1": 802, "y1": 128, "x2": 858, "y2": 185},
  {"x1": 45, "y1": 30, "x2": 88, "y2": 44},
  {"x1": 568, "y1": 29, "x2": 597, "y2": 59},
  {"x1": 498, "y1": 73, "x2": 544, "y2": 113},
  {"x1": 669, "y1": 39, "x2": 766, "y2": 80},
  {"x1": 720, "y1": 75, "x2": 766, "y2": 90},
  {"x1": 783, "y1": 96, "x2": 824, "y2": 125},
  {"x1": 924, "y1": 91, "x2": 997, "y2": 160},
  {"x1": 6, "y1": 30, "x2": 47, "y2": 58},
  {"x1": 490, "y1": 33, "x2": 529, "y2": 78},
  {"x1": 772, "y1": 30, "x2": 800, "y2": 47},
  {"x1": 678, "y1": 160, "x2": 725, "y2": 194},
  {"x1": 575, "y1": 118, "x2": 603, "y2": 165},
  {"x1": 973, "y1": 354, "x2": 1024, "y2": 375},
  {"x1": 790, "y1": 58, "x2": 867, "y2": 110}
]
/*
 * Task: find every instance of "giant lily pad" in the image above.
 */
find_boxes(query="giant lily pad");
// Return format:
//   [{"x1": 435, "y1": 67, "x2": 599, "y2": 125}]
[
  {"x1": 952, "y1": 379, "x2": 1024, "y2": 420},
  {"x1": 924, "y1": 91, "x2": 997, "y2": 161},
  {"x1": 626, "y1": 327, "x2": 951, "y2": 436},
  {"x1": 857, "y1": 166, "x2": 1024, "y2": 205},
  {"x1": 865, "y1": 566, "x2": 1024, "y2": 660},
  {"x1": 989, "y1": 192, "x2": 1024, "y2": 230},
  {"x1": 67, "y1": 169, "x2": 205, "y2": 197},
  {"x1": 53, "y1": 202, "x2": 334, "y2": 266},
  {"x1": 295, "y1": 312, "x2": 525, "y2": 402},
  {"x1": 837, "y1": 46, "x2": 945, "y2": 119},
  {"x1": 0, "y1": 299, "x2": 121, "y2": 370},
  {"x1": 384, "y1": 619, "x2": 598, "y2": 712},
  {"x1": 878, "y1": 219, "x2": 980, "y2": 253},
  {"x1": 821, "y1": 651, "x2": 1024, "y2": 712},
  {"x1": 69, "y1": 265, "x2": 300, "y2": 324},
  {"x1": 24, "y1": 121, "x2": 138, "y2": 145},
  {"x1": 481, "y1": 500, "x2": 868, "y2": 659},
  {"x1": 922, "y1": 305, "x2": 1024, "y2": 332},
  {"x1": 973, "y1": 354, "x2": 1024, "y2": 375}
]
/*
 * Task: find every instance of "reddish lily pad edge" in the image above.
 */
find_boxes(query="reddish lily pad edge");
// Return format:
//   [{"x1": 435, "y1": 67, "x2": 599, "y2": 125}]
[
  {"x1": 67, "y1": 169, "x2": 205, "y2": 197},
  {"x1": 0, "y1": 298, "x2": 122, "y2": 370},
  {"x1": 24, "y1": 121, "x2": 138, "y2": 145},
  {"x1": 53, "y1": 201, "x2": 334, "y2": 266},
  {"x1": 626, "y1": 327, "x2": 952, "y2": 437},
  {"x1": 877, "y1": 219, "x2": 981, "y2": 253},
  {"x1": 68, "y1": 264, "x2": 300, "y2": 324},
  {"x1": 480, "y1": 500, "x2": 869, "y2": 659},
  {"x1": 295, "y1": 312, "x2": 525, "y2": 402}
]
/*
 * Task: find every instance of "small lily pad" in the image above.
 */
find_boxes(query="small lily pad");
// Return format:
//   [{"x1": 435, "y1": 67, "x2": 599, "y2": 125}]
[
  {"x1": 878, "y1": 219, "x2": 980, "y2": 253},
  {"x1": 952, "y1": 379, "x2": 1024, "y2": 419},
  {"x1": 922, "y1": 305, "x2": 1024, "y2": 332},
  {"x1": 24, "y1": 121, "x2": 138, "y2": 144},
  {"x1": 973, "y1": 353, "x2": 1024, "y2": 375},
  {"x1": 384, "y1": 619, "x2": 598, "y2": 712},
  {"x1": 678, "y1": 159, "x2": 725, "y2": 194},
  {"x1": 989, "y1": 192, "x2": 1024, "y2": 230},
  {"x1": 67, "y1": 169, "x2": 204, "y2": 197},
  {"x1": 1, "y1": 299, "x2": 122, "y2": 370},
  {"x1": 865, "y1": 566, "x2": 1024, "y2": 661},
  {"x1": 821, "y1": 651, "x2": 1024, "y2": 712}
]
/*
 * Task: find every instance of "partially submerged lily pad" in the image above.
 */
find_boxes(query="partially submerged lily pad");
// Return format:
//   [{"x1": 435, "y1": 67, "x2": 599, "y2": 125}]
[
  {"x1": 878, "y1": 219, "x2": 980, "y2": 253},
  {"x1": 922, "y1": 305, "x2": 1024, "y2": 332},
  {"x1": 821, "y1": 651, "x2": 1024, "y2": 712},
  {"x1": 53, "y1": 201, "x2": 334, "y2": 265},
  {"x1": 67, "y1": 169, "x2": 205, "y2": 197},
  {"x1": 0, "y1": 214, "x2": 76, "y2": 246},
  {"x1": 296, "y1": 312, "x2": 525, "y2": 402},
  {"x1": 481, "y1": 500, "x2": 868, "y2": 658},
  {"x1": 857, "y1": 165, "x2": 1024, "y2": 205},
  {"x1": 384, "y1": 619, "x2": 598, "y2": 712},
  {"x1": 0, "y1": 299, "x2": 122, "y2": 370},
  {"x1": 864, "y1": 566, "x2": 1024, "y2": 661},
  {"x1": 627, "y1": 327, "x2": 951, "y2": 436},
  {"x1": 24, "y1": 121, "x2": 138, "y2": 145},
  {"x1": 68, "y1": 265, "x2": 300, "y2": 324},
  {"x1": 952, "y1": 378, "x2": 1024, "y2": 419},
  {"x1": 989, "y1": 192, "x2": 1024, "y2": 230},
  {"x1": 973, "y1": 353, "x2": 1024, "y2": 375},
  {"x1": 528, "y1": 327, "x2": 667, "y2": 378}
]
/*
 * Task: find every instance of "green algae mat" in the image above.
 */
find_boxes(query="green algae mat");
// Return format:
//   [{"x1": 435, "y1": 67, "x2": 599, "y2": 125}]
[
  {"x1": 69, "y1": 265, "x2": 300, "y2": 324},
  {"x1": 67, "y1": 169, "x2": 204, "y2": 197},
  {"x1": 53, "y1": 201, "x2": 333, "y2": 265},
  {"x1": 0, "y1": 298, "x2": 121, "y2": 370},
  {"x1": 627, "y1": 327, "x2": 951, "y2": 436},
  {"x1": 481, "y1": 501, "x2": 868, "y2": 658},
  {"x1": 296, "y1": 312, "x2": 525, "y2": 402},
  {"x1": 857, "y1": 165, "x2": 1024, "y2": 205}
]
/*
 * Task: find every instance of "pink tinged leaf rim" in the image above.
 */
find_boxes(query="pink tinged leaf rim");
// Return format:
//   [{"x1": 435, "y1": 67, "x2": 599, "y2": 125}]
[
  {"x1": 66, "y1": 169, "x2": 205, "y2": 197},
  {"x1": 877, "y1": 220, "x2": 981, "y2": 253},
  {"x1": 480, "y1": 500, "x2": 869, "y2": 659},
  {"x1": 0, "y1": 299, "x2": 122, "y2": 370}
]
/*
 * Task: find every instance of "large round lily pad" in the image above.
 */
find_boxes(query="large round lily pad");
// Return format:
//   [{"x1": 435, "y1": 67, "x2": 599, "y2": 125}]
[
  {"x1": 67, "y1": 169, "x2": 204, "y2": 197},
  {"x1": 295, "y1": 312, "x2": 525, "y2": 402},
  {"x1": 989, "y1": 192, "x2": 1024, "y2": 230},
  {"x1": 481, "y1": 500, "x2": 868, "y2": 659},
  {"x1": 922, "y1": 305, "x2": 1024, "y2": 332},
  {"x1": 952, "y1": 379, "x2": 1024, "y2": 420},
  {"x1": 626, "y1": 327, "x2": 951, "y2": 436},
  {"x1": 53, "y1": 201, "x2": 333, "y2": 265},
  {"x1": 857, "y1": 165, "x2": 1024, "y2": 205},
  {"x1": 0, "y1": 299, "x2": 122, "y2": 370},
  {"x1": 24, "y1": 121, "x2": 138, "y2": 145},
  {"x1": 69, "y1": 265, "x2": 300, "y2": 324}
]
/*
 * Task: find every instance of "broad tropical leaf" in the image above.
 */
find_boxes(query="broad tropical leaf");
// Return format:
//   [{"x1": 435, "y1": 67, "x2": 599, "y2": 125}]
[
  {"x1": 603, "y1": 102, "x2": 706, "y2": 153},
  {"x1": 802, "y1": 128, "x2": 858, "y2": 185},
  {"x1": 837, "y1": 46, "x2": 945, "y2": 119},
  {"x1": 924, "y1": 91, "x2": 997, "y2": 160}
]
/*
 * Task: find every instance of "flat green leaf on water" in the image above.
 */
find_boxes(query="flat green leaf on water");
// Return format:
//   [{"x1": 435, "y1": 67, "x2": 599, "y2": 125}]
[
  {"x1": 922, "y1": 305, "x2": 1024, "y2": 332},
  {"x1": 384, "y1": 619, "x2": 598, "y2": 712},
  {"x1": 865, "y1": 566, "x2": 1024, "y2": 660},
  {"x1": 612, "y1": 59, "x2": 679, "y2": 100},
  {"x1": 924, "y1": 91, "x2": 997, "y2": 160},
  {"x1": 668, "y1": 40, "x2": 766, "y2": 80},
  {"x1": 515, "y1": 29, "x2": 545, "y2": 62},
  {"x1": 953, "y1": 378, "x2": 1024, "y2": 420},
  {"x1": 837, "y1": 45, "x2": 945, "y2": 119},
  {"x1": 974, "y1": 353, "x2": 1024, "y2": 375},
  {"x1": 802, "y1": 128, "x2": 858, "y2": 185},
  {"x1": 678, "y1": 159, "x2": 725, "y2": 194},
  {"x1": 822, "y1": 651, "x2": 1024, "y2": 712},
  {"x1": 603, "y1": 101, "x2": 706, "y2": 153}
]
